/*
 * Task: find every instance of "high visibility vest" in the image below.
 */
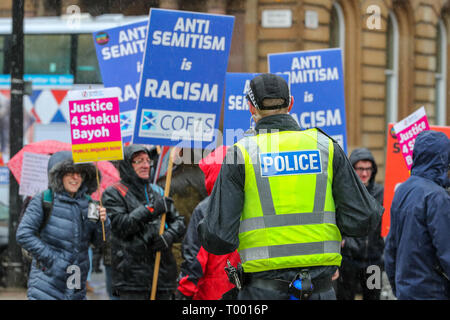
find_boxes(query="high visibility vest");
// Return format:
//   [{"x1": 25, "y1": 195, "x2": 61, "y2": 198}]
[{"x1": 235, "y1": 128, "x2": 342, "y2": 273}]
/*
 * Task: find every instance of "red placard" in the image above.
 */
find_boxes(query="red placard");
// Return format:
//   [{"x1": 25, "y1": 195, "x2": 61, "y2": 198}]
[{"x1": 382, "y1": 124, "x2": 450, "y2": 237}]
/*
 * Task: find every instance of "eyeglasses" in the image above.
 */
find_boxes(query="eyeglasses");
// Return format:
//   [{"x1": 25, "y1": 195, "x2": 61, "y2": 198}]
[
  {"x1": 355, "y1": 167, "x2": 373, "y2": 173},
  {"x1": 132, "y1": 158, "x2": 152, "y2": 165},
  {"x1": 64, "y1": 172, "x2": 82, "y2": 178}
]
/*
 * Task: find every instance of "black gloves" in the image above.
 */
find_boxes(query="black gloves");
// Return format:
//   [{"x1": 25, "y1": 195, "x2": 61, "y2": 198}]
[
  {"x1": 139, "y1": 196, "x2": 174, "y2": 223},
  {"x1": 153, "y1": 196, "x2": 174, "y2": 216},
  {"x1": 153, "y1": 232, "x2": 174, "y2": 251}
]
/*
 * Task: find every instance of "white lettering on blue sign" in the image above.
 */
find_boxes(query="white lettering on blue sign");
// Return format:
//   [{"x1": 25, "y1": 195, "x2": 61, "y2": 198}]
[
  {"x1": 138, "y1": 109, "x2": 215, "y2": 142},
  {"x1": 227, "y1": 95, "x2": 249, "y2": 110},
  {"x1": 101, "y1": 25, "x2": 147, "y2": 61},
  {"x1": 151, "y1": 17, "x2": 226, "y2": 51},
  {"x1": 144, "y1": 79, "x2": 218, "y2": 102},
  {"x1": 290, "y1": 109, "x2": 342, "y2": 128},
  {"x1": 259, "y1": 150, "x2": 322, "y2": 177}
]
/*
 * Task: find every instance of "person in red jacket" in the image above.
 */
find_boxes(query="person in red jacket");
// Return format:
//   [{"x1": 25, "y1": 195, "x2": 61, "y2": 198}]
[{"x1": 176, "y1": 146, "x2": 241, "y2": 300}]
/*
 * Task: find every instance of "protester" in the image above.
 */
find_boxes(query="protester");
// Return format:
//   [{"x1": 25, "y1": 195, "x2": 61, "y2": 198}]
[
  {"x1": 176, "y1": 146, "x2": 240, "y2": 300},
  {"x1": 385, "y1": 130, "x2": 450, "y2": 299},
  {"x1": 336, "y1": 148, "x2": 384, "y2": 300},
  {"x1": 102, "y1": 145, "x2": 185, "y2": 300},
  {"x1": 16, "y1": 151, "x2": 109, "y2": 300},
  {"x1": 198, "y1": 73, "x2": 383, "y2": 300}
]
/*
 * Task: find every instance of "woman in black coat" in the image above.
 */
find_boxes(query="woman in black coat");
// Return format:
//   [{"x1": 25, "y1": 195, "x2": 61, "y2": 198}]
[{"x1": 102, "y1": 145, "x2": 185, "y2": 300}]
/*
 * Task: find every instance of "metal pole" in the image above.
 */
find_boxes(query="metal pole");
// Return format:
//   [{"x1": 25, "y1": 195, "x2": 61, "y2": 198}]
[{"x1": 6, "y1": 0, "x2": 25, "y2": 288}]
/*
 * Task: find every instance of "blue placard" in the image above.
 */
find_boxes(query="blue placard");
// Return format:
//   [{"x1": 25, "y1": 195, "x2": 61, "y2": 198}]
[
  {"x1": 223, "y1": 73, "x2": 290, "y2": 146},
  {"x1": 93, "y1": 20, "x2": 148, "y2": 143},
  {"x1": 223, "y1": 73, "x2": 258, "y2": 146},
  {"x1": 132, "y1": 9, "x2": 234, "y2": 148},
  {"x1": 259, "y1": 150, "x2": 322, "y2": 177},
  {"x1": 268, "y1": 48, "x2": 347, "y2": 153}
]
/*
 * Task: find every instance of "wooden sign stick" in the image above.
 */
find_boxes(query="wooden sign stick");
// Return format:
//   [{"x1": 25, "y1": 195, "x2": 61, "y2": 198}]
[
  {"x1": 150, "y1": 147, "x2": 176, "y2": 300},
  {"x1": 95, "y1": 161, "x2": 106, "y2": 242}
]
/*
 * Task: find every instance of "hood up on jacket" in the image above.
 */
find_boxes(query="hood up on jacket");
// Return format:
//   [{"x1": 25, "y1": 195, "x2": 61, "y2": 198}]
[
  {"x1": 48, "y1": 150, "x2": 99, "y2": 195},
  {"x1": 411, "y1": 130, "x2": 450, "y2": 188},
  {"x1": 118, "y1": 144, "x2": 155, "y2": 190},
  {"x1": 349, "y1": 147, "x2": 378, "y2": 186},
  {"x1": 199, "y1": 146, "x2": 228, "y2": 195}
]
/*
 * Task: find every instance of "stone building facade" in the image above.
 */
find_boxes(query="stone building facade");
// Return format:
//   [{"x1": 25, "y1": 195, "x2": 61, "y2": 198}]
[{"x1": 2, "y1": 0, "x2": 450, "y2": 180}]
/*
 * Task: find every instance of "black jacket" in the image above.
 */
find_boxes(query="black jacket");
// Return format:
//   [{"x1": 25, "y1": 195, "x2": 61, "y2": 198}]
[
  {"x1": 102, "y1": 145, "x2": 186, "y2": 294},
  {"x1": 341, "y1": 148, "x2": 385, "y2": 267},
  {"x1": 198, "y1": 114, "x2": 384, "y2": 281}
]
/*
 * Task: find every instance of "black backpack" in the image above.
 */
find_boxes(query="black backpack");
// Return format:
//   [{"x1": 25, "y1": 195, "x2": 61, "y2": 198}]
[{"x1": 17, "y1": 189, "x2": 54, "y2": 263}]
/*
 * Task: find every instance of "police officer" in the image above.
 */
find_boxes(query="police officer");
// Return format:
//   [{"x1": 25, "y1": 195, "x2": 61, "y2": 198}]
[{"x1": 198, "y1": 73, "x2": 383, "y2": 300}]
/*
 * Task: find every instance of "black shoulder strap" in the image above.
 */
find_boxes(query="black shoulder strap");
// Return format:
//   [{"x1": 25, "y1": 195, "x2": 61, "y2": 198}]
[{"x1": 39, "y1": 189, "x2": 53, "y2": 233}]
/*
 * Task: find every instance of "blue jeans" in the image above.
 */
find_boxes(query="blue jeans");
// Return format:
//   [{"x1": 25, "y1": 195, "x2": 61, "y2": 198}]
[{"x1": 87, "y1": 247, "x2": 93, "y2": 282}]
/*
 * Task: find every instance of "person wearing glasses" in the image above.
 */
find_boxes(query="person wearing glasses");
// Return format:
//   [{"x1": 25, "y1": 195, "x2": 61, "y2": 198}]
[
  {"x1": 102, "y1": 145, "x2": 186, "y2": 300},
  {"x1": 336, "y1": 148, "x2": 385, "y2": 300}
]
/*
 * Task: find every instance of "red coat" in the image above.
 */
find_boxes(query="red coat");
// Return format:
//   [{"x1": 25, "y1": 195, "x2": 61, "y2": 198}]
[{"x1": 178, "y1": 146, "x2": 241, "y2": 300}]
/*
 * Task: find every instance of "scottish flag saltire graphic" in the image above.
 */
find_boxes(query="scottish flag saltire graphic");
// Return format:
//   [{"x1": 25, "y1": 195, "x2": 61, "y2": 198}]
[{"x1": 141, "y1": 111, "x2": 158, "y2": 131}]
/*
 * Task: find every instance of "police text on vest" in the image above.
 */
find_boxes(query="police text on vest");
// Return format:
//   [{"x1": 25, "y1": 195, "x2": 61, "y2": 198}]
[{"x1": 259, "y1": 150, "x2": 322, "y2": 177}]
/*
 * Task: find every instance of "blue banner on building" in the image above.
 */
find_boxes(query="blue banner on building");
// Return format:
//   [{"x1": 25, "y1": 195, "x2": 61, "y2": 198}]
[
  {"x1": 268, "y1": 48, "x2": 348, "y2": 153},
  {"x1": 93, "y1": 20, "x2": 148, "y2": 143},
  {"x1": 132, "y1": 9, "x2": 234, "y2": 148},
  {"x1": 0, "y1": 167, "x2": 9, "y2": 185},
  {"x1": 0, "y1": 74, "x2": 73, "y2": 88},
  {"x1": 223, "y1": 73, "x2": 290, "y2": 146}
]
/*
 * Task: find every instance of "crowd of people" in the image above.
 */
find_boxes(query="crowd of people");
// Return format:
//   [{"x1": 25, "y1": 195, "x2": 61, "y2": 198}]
[{"x1": 15, "y1": 73, "x2": 450, "y2": 300}]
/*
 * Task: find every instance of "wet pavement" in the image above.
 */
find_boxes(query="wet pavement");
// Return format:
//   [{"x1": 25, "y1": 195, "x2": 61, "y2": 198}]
[
  {"x1": 0, "y1": 265, "x2": 110, "y2": 300},
  {"x1": 0, "y1": 267, "x2": 396, "y2": 300}
]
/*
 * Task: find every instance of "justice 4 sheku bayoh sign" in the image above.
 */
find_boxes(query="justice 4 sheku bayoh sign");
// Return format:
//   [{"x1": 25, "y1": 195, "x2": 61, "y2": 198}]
[
  {"x1": 68, "y1": 88, "x2": 124, "y2": 163},
  {"x1": 268, "y1": 48, "x2": 348, "y2": 153},
  {"x1": 393, "y1": 106, "x2": 430, "y2": 171},
  {"x1": 93, "y1": 20, "x2": 148, "y2": 144},
  {"x1": 223, "y1": 73, "x2": 290, "y2": 146},
  {"x1": 132, "y1": 8, "x2": 234, "y2": 148}
]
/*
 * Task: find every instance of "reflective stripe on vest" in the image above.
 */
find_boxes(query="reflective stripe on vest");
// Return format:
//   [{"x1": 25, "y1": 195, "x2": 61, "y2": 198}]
[{"x1": 235, "y1": 129, "x2": 342, "y2": 273}]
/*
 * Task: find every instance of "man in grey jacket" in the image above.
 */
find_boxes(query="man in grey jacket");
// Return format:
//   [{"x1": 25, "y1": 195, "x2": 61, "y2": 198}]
[{"x1": 198, "y1": 73, "x2": 383, "y2": 300}]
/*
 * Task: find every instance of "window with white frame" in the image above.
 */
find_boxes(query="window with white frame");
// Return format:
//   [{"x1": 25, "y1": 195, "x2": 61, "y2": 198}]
[
  {"x1": 435, "y1": 19, "x2": 447, "y2": 126},
  {"x1": 329, "y1": 2, "x2": 345, "y2": 55},
  {"x1": 385, "y1": 11, "x2": 399, "y2": 124}
]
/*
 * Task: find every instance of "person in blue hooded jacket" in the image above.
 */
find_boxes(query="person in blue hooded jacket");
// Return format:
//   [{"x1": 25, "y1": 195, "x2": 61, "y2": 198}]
[
  {"x1": 384, "y1": 130, "x2": 450, "y2": 300},
  {"x1": 16, "y1": 151, "x2": 110, "y2": 300}
]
